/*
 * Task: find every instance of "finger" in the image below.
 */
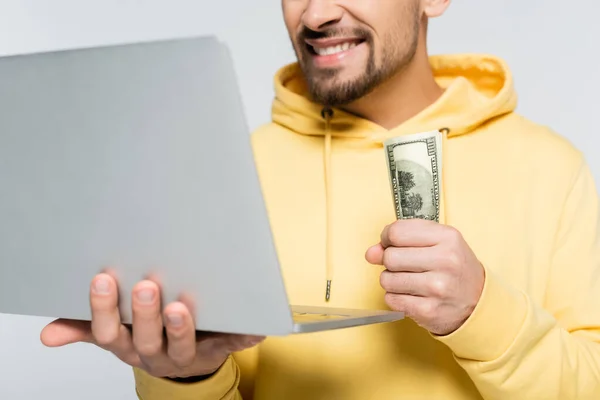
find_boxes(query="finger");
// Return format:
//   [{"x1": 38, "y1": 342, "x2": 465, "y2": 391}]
[
  {"x1": 380, "y1": 219, "x2": 444, "y2": 248},
  {"x1": 131, "y1": 280, "x2": 166, "y2": 366},
  {"x1": 40, "y1": 319, "x2": 93, "y2": 347},
  {"x1": 164, "y1": 302, "x2": 197, "y2": 367},
  {"x1": 90, "y1": 274, "x2": 124, "y2": 348},
  {"x1": 380, "y1": 271, "x2": 427, "y2": 296},
  {"x1": 89, "y1": 274, "x2": 140, "y2": 364},
  {"x1": 383, "y1": 271, "x2": 454, "y2": 299},
  {"x1": 365, "y1": 243, "x2": 384, "y2": 265},
  {"x1": 384, "y1": 292, "x2": 433, "y2": 320},
  {"x1": 384, "y1": 293, "x2": 448, "y2": 334},
  {"x1": 382, "y1": 247, "x2": 441, "y2": 272}
]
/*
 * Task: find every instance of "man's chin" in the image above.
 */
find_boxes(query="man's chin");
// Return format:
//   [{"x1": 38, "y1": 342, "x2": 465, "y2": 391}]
[{"x1": 304, "y1": 76, "x2": 362, "y2": 106}]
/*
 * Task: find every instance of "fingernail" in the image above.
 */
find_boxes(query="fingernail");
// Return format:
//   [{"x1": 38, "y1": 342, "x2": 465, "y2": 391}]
[
  {"x1": 167, "y1": 314, "x2": 183, "y2": 327},
  {"x1": 94, "y1": 278, "x2": 110, "y2": 294},
  {"x1": 136, "y1": 289, "x2": 155, "y2": 304}
]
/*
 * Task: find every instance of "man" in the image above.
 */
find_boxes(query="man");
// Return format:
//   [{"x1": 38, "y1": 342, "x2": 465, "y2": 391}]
[{"x1": 40, "y1": 0, "x2": 600, "y2": 399}]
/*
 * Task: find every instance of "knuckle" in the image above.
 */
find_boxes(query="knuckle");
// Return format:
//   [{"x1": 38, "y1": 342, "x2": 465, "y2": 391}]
[
  {"x1": 135, "y1": 342, "x2": 163, "y2": 357},
  {"x1": 429, "y1": 277, "x2": 449, "y2": 298},
  {"x1": 387, "y1": 223, "x2": 403, "y2": 244},
  {"x1": 446, "y1": 249, "x2": 462, "y2": 269},
  {"x1": 93, "y1": 329, "x2": 120, "y2": 348},
  {"x1": 417, "y1": 301, "x2": 437, "y2": 322},
  {"x1": 382, "y1": 248, "x2": 397, "y2": 269},
  {"x1": 379, "y1": 271, "x2": 394, "y2": 291},
  {"x1": 445, "y1": 226, "x2": 463, "y2": 244}
]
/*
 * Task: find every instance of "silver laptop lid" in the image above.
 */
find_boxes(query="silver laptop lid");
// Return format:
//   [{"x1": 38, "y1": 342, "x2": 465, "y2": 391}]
[{"x1": 0, "y1": 36, "x2": 294, "y2": 336}]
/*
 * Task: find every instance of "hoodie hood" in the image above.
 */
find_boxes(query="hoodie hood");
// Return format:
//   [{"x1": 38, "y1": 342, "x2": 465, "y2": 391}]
[
  {"x1": 271, "y1": 54, "x2": 518, "y2": 142},
  {"x1": 269, "y1": 54, "x2": 518, "y2": 302}
]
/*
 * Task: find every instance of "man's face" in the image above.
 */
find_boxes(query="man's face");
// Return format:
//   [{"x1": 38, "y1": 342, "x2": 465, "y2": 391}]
[{"x1": 283, "y1": 0, "x2": 422, "y2": 107}]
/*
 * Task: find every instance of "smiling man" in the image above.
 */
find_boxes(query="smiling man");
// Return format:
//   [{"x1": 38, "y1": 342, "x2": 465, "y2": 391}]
[
  {"x1": 41, "y1": 0, "x2": 600, "y2": 399},
  {"x1": 293, "y1": 0, "x2": 424, "y2": 110}
]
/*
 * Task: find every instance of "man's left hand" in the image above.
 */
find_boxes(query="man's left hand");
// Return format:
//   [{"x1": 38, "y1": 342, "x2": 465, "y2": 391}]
[{"x1": 365, "y1": 219, "x2": 485, "y2": 336}]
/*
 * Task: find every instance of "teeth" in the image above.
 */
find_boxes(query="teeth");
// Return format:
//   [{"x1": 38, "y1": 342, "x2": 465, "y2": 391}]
[{"x1": 314, "y1": 42, "x2": 357, "y2": 56}]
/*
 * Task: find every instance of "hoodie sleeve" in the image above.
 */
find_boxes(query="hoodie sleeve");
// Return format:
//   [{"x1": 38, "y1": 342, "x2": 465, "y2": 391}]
[
  {"x1": 133, "y1": 355, "x2": 243, "y2": 400},
  {"x1": 435, "y1": 157, "x2": 600, "y2": 399}
]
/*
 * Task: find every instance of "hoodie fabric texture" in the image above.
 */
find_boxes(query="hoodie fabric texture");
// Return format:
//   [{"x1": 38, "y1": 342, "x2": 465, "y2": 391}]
[{"x1": 134, "y1": 54, "x2": 600, "y2": 399}]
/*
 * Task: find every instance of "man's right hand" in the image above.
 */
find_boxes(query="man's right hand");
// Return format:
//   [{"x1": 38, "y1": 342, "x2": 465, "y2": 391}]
[{"x1": 40, "y1": 273, "x2": 264, "y2": 379}]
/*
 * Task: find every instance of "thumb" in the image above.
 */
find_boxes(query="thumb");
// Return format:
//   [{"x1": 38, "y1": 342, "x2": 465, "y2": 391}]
[
  {"x1": 365, "y1": 243, "x2": 385, "y2": 265},
  {"x1": 40, "y1": 319, "x2": 93, "y2": 347}
]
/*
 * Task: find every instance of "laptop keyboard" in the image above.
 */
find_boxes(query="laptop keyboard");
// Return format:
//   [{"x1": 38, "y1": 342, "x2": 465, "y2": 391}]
[{"x1": 292, "y1": 311, "x2": 351, "y2": 323}]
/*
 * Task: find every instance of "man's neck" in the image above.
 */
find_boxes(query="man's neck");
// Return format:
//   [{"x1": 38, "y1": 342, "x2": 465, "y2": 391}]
[{"x1": 341, "y1": 52, "x2": 444, "y2": 131}]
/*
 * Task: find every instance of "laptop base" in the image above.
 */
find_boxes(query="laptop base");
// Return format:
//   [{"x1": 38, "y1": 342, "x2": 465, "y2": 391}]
[{"x1": 290, "y1": 306, "x2": 404, "y2": 334}]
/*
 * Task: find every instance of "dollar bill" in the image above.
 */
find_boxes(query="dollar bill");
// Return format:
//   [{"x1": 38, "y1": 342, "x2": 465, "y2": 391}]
[{"x1": 384, "y1": 131, "x2": 443, "y2": 222}]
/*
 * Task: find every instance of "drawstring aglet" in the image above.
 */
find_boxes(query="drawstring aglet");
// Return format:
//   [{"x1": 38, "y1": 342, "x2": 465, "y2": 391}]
[{"x1": 325, "y1": 280, "x2": 332, "y2": 302}]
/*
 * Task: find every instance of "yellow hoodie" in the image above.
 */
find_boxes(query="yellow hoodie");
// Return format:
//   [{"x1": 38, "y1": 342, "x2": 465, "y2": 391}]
[{"x1": 134, "y1": 54, "x2": 600, "y2": 399}]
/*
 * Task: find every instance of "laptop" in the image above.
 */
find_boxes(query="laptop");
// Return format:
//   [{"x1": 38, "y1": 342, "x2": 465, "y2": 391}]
[{"x1": 0, "y1": 35, "x2": 404, "y2": 336}]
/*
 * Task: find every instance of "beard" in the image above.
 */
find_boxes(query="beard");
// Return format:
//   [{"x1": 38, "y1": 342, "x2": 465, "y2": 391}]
[{"x1": 293, "y1": 11, "x2": 420, "y2": 108}]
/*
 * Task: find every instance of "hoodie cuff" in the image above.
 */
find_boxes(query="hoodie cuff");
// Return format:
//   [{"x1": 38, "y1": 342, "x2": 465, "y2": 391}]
[
  {"x1": 134, "y1": 355, "x2": 240, "y2": 400},
  {"x1": 434, "y1": 266, "x2": 529, "y2": 361}
]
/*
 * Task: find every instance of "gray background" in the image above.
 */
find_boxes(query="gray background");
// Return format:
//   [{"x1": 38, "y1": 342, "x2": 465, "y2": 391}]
[{"x1": 0, "y1": 0, "x2": 598, "y2": 398}]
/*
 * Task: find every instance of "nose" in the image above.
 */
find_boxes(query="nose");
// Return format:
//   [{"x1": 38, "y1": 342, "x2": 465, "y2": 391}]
[{"x1": 302, "y1": 0, "x2": 344, "y2": 31}]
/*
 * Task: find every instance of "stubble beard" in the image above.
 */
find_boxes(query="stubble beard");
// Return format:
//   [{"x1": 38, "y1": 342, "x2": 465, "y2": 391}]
[{"x1": 293, "y1": 11, "x2": 421, "y2": 108}]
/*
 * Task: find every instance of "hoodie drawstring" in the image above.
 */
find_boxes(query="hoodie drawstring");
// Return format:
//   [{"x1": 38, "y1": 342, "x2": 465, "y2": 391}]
[
  {"x1": 319, "y1": 108, "x2": 450, "y2": 301},
  {"x1": 322, "y1": 107, "x2": 334, "y2": 302}
]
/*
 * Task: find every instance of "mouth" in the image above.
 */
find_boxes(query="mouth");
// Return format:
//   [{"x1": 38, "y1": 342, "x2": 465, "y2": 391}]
[{"x1": 304, "y1": 37, "x2": 366, "y2": 65}]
